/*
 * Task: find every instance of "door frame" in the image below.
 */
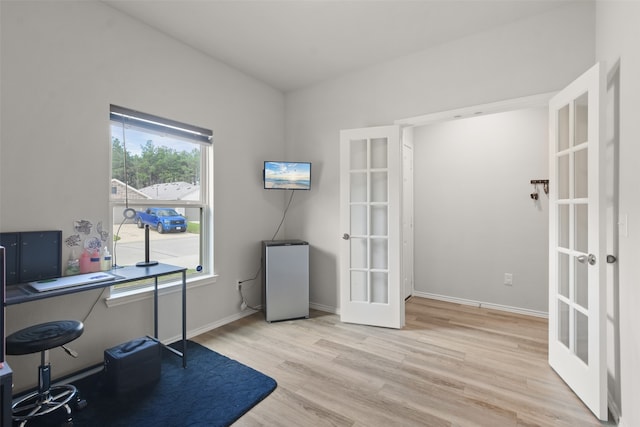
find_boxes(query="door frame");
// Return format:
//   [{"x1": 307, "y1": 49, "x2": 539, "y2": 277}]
[{"x1": 402, "y1": 127, "x2": 415, "y2": 300}]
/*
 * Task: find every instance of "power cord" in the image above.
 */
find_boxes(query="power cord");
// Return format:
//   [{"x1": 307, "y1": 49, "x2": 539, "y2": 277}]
[
  {"x1": 82, "y1": 288, "x2": 108, "y2": 324},
  {"x1": 269, "y1": 190, "x2": 295, "y2": 241},
  {"x1": 112, "y1": 215, "x2": 127, "y2": 268},
  {"x1": 237, "y1": 282, "x2": 260, "y2": 311},
  {"x1": 237, "y1": 190, "x2": 296, "y2": 309},
  {"x1": 113, "y1": 207, "x2": 137, "y2": 268}
]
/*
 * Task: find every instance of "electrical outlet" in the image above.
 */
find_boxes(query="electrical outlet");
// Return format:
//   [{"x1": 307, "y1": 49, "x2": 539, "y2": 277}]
[
  {"x1": 236, "y1": 280, "x2": 241, "y2": 291},
  {"x1": 504, "y1": 273, "x2": 513, "y2": 286}
]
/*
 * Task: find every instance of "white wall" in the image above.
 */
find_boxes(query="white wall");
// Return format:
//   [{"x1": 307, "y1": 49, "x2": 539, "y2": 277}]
[
  {"x1": 596, "y1": 2, "x2": 640, "y2": 426},
  {"x1": 0, "y1": 0, "x2": 285, "y2": 390},
  {"x1": 285, "y1": 2, "x2": 595, "y2": 311},
  {"x1": 413, "y1": 108, "x2": 549, "y2": 314}
]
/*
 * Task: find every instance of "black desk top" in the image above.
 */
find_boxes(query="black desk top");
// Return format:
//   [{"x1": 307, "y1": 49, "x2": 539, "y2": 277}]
[{"x1": 5, "y1": 263, "x2": 186, "y2": 306}]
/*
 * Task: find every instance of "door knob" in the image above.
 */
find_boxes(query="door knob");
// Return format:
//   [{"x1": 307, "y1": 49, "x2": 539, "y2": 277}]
[
  {"x1": 577, "y1": 254, "x2": 596, "y2": 265},
  {"x1": 342, "y1": 233, "x2": 350, "y2": 240},
  {"x1": 607, "y1": 255, "x2": 617, "y2": 264}
]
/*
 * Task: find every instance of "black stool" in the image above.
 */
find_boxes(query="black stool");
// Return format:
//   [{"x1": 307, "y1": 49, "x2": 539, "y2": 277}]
[{"x1": 6, "y1": 320, "x2": 86, "y2": 427}]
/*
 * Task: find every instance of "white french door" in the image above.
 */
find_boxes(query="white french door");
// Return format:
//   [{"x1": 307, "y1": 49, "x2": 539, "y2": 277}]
[
  {"x1": 548, "y1": 63, "x2": 607, "y2": 420},
  {"x1": 339, "y1": 125, "x2": 404, "y2": 329}
]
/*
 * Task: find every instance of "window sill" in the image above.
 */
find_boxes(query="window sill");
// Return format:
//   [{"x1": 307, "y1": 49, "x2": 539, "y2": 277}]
[{"x1": 105, "y1": 274, "x2": 217, "y2": 308}]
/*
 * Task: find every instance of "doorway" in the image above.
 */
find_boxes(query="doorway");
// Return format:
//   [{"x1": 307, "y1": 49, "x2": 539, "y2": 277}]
[{"x1": 397, "y1": 93, "x2": 554, "y2": 315}]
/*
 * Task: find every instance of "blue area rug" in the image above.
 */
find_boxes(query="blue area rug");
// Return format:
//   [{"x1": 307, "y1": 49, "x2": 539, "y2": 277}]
[{"x1": 69, "y1": 340, "x2": 277, "y2": 426}]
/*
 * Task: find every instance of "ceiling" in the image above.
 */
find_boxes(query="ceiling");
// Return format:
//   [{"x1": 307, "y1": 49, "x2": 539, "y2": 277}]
[{"x1": 102, "y1": 0, "x2": 575, "y2": 92}]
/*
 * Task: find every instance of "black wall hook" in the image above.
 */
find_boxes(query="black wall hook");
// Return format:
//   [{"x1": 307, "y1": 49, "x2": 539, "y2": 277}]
[{"x1": 530, "y1": 179, "x2": 549, "y2": 195}]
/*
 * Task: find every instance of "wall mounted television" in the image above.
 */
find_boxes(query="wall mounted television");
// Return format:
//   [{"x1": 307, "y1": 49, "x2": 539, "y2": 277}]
[{"x1": 264, "y1": 161, "x2": 311, "y2": 190}]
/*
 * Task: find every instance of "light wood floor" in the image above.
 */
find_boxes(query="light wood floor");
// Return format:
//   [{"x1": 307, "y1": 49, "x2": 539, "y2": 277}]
[{"x1": 194, "y1": 297, "x2": 608, "y2": 427}]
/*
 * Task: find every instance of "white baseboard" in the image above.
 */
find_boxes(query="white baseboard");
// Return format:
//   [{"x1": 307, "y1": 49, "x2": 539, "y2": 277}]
[
  {"x1": 162, "y1": 307, "x2": 261, "y2": 344},
  {"x1": 179, "y1": 293, "x2": 546, "y2": 345},
  {"x1": 310, "y1": 301, "x2": 339, "y2": 315},
  {"x1": 412, "y1": 291, "x2": 548, "y2": 318},
  {"x1": 178, "y1": 302, "x2": 337, "y2": 343}
]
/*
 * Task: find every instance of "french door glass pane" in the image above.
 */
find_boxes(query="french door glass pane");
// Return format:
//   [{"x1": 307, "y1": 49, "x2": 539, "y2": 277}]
[
  {"x1": 558, "y1": 154, "x2": 570, "y2": 199},
  {"x1": 576, "y1": 310, "x2": 589, "y2": 364},
  {"x1": 559, "y1": 253, "x2": 570, "y2": 298},
  {"x1": 574, "y1": 93, "x2": 589, "y2": 145},
  {"x1": 350, "y1": 139, "x2": 367, "y2": 169},
  {"x1": 371, "y1": 172, "x2": 388, "y2": 202},
  {"x1": 350, "y1": 271, "x2": 367, "y2": 302},
  {"x1": 559, "y1": 300, "x2": 570, "y2": 348},
  {"x1": 371, "y1": 138, "x2": 388, "y2": 169},
  {"x1": 575, "y1": 258, "x2": 589, "y2": 309},
  {"x1": 350, "y1": 205, "x2": 367, "y2": 236},
  {"x1": 559, "y1": 205, "x2": 570, "y2": 248},
  {"x1": 350, "y1": 238, "x2": 367, "y2": 269},
  {"x1": 370, "y1": 238, "x2": 388, "y2": 270},
  {"x1": 575, "y1": 204, "x2": 588, "y2": 253},
  {"x1": 350, "y1": 172, "x2": 367, "y2": 202},
  {"x1": 371, "y1": 272, "x2": 389, "y2": 304},
  {"x1": 575, "y1": 148, "x2": 588, "y2": 198},
  {"x1": 558, "y1": 104, "x2": 570, "y2": 151},
  {"x1": 371, "y1": 206, "x2": 387, "y2": 236}
]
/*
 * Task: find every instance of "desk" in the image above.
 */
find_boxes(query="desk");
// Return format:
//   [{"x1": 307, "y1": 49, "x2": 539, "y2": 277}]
[{"x1": 4, "y1": 263, "x2": 187, "y2": 368}]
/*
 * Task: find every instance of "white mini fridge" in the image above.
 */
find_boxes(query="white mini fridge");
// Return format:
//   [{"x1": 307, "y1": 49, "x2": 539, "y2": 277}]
[{"x1": 262, "y1": 240, "x2": 309, "y2": 322}]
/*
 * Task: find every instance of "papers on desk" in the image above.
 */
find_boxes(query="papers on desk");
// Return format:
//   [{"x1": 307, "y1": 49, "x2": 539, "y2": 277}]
[{"x1": 29, "y1": 272, "x2": 118, "y2": 292}]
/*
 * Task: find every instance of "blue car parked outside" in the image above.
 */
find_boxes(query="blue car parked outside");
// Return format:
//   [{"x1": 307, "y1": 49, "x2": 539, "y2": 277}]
[{"x1": 136, "y1": 208, "x2": 187, "y2": 233}]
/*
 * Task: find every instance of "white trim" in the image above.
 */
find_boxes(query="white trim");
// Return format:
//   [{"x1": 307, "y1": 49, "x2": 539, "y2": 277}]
[
  {"x1": 181, "y1": 303, "x2": 333, "y2": 343},
  {"x1": 413, "y1": 291, "x2": 548, "y2": 318},
  {"x1": 608, "y1": 392, "x2": 621, "y2": 425},
  {"x1": 395, "y1": 91, "x2": 556, "y2": 127},
  {"x1": 310, "y1": 301, "x2": 339, "y2": 315},
  {"x1": 167, "y1": 308, "x2": 260, "y2": 343},
  {"x1": 105, "y1": 274, "x2": 216, "y2": 308}
]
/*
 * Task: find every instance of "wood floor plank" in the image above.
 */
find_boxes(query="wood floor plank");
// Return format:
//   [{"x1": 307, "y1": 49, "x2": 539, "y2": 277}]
[{"x1": 193, "y1": 297, "x2": 609, "y2": 426}]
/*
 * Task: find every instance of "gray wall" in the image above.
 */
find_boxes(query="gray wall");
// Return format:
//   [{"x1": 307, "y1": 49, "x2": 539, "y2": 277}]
[
  {"x1": 285, "y1": 2, "x2": 595, "y2": 312},
  {"x1": 0, "y1": 0, "x2": 286, "y2": 390},
  {"x1": 413, "y1": 107, "x2": 549, "y2": 314}
]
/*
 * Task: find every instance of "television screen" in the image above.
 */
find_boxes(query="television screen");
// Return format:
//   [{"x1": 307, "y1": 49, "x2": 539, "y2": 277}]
[{"x1": 264, "y1": 161, "x2": 311, "y2": 190}]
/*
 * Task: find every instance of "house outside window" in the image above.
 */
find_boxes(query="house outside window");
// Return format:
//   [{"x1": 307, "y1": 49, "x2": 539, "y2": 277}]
[{"x1": 109, "y1": 105, "x2": 213, "y2": 293}]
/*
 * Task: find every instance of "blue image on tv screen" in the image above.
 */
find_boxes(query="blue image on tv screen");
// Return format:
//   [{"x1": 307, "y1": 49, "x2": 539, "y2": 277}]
[{"x1": 264, "y1": 161, "x2": 311, "y2": 190}]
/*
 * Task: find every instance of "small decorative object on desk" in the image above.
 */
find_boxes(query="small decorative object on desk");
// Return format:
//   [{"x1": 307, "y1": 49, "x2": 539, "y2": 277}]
[
  {"x1": 65, "y1": 234, "x2": 82, "y2": 275},
  {"x1": 101, "y1": 247, "x2": 112, "y2": 271},
  {"x1": 67, "y1": 219, "x2": 111, "y2": 275},
  {"x1": 66, "y1": 249, "x2": 80, "y2": 275}
]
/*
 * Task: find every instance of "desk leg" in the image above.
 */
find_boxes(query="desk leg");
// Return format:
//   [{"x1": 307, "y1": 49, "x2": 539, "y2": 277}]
[
  {"x1": 149, "y1": 272, "x2": 186, "y2": 368},
  {"x1": 1, "y1": 364, "x2": 12, "y2": 427},
  {"x1": 182, "y1": 270, "x2": 187, "y2": 368},
  {"x1": 154, "y1": 276, "x2": 159, "y2": 339}
]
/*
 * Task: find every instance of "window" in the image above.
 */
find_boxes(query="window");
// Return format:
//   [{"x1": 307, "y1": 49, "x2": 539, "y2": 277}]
[{"x1": 109, "y1": 105, "x2": 213, "y2": 293}]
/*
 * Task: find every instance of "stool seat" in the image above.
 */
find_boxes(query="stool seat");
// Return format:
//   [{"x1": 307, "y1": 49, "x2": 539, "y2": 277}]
[
  {"x1": 6, "y1": 320, "x2": 86, "y2": 426},
  {"x1": 7, "y1": 320, "x2": 84, "y2": 355}
]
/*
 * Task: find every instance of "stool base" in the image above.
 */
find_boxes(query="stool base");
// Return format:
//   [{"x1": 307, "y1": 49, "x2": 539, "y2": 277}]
[{"x1": 12, "y1": 384, "x2": 78, "y2": 427}]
